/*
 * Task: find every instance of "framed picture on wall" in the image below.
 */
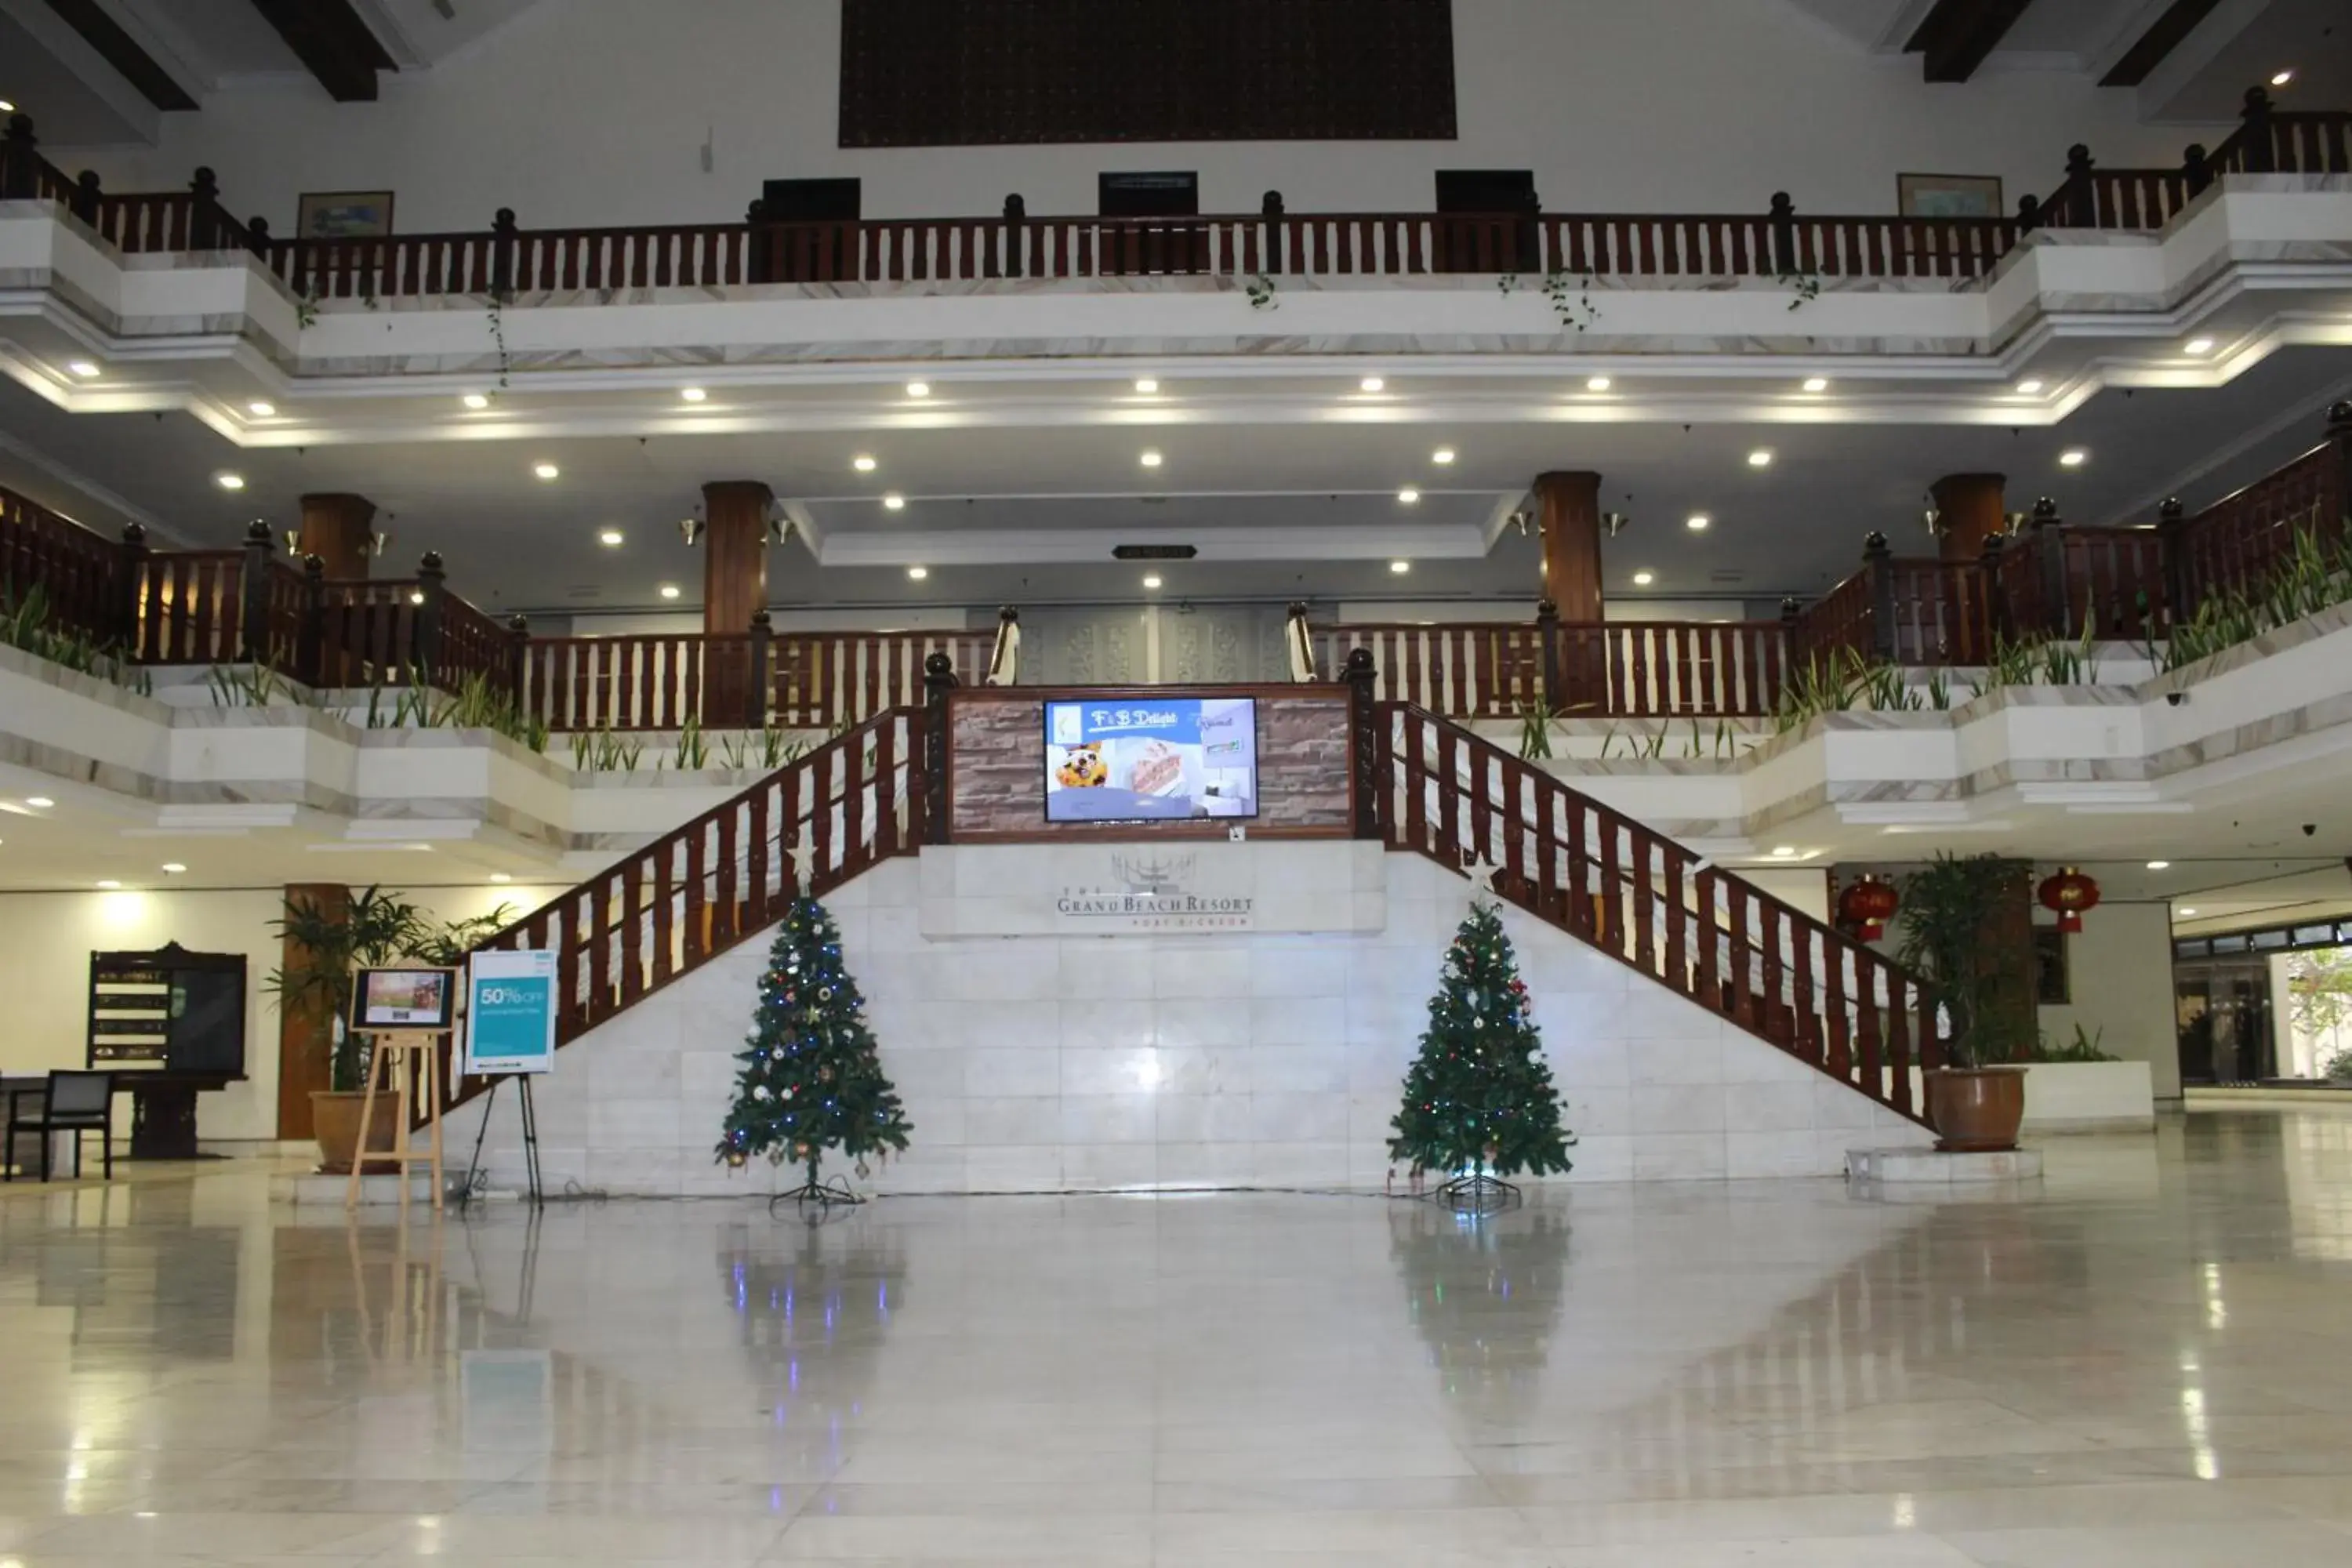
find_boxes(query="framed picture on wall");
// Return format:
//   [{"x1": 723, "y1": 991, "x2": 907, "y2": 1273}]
[
  {"x1": 1897, "y1": 173, "x2": 2004, "y2": 220},
  {"x1": 296, "y1": 190, "x2": 395, "y2": 239},
  {"x1": 2034, "y1": 927, "x2": 2071, "y2": 1006}
]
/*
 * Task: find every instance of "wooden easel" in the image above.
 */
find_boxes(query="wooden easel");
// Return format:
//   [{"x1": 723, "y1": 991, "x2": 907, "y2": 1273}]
[{"x1": 345, "y1": 1033, "x2": 445, "y2": 1212}]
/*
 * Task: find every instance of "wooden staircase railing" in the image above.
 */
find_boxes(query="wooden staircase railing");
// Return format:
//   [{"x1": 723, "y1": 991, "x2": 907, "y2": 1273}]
[{"x1": 1374, "y1": 702, "x2": 1942, "y2": 1126}]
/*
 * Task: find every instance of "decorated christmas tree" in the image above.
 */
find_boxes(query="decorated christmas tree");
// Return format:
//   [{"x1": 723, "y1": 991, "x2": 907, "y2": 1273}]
[
  {"x1": 1389, "y1": 896, "x2": 1574, "y2": 1203},
  {"x1": 715, "y1": 898, "x2": 910, "y2": 1201}
]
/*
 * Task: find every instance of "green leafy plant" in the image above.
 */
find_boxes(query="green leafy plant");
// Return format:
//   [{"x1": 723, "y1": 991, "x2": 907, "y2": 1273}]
[
  {"x1": 1515, "y1": 699, "x2": 1553, "y2": 760},
  {"x1": 1245, "y1": 274, "x2": 1278, "y2": 310},
  {"x1": 2160, "y1": 524, "x2": 2352, "y2": 676},
  {"x1": 2031, "y1": 1024, "x2": 2118, "y2": 1063},
  {"x1": 2, "y1": 580, "x2": 150, "y2": 694},
  {"x1": 267, "y1": 887, "x2": 423, "y2": 1092},
  {"x1": 1895, "y1": 853, "x2": 2037, "y2": 1070},
  {"x1": 672, "y1": 711, "x2": 709, "y2": 771},
  {"x1": 2327, "y1": 1048, "x2": 2352, "y2": 1083},
  {"x1": 207, "y1": 659, "x2": 290, "y2": 708},
  {"x1": 1495, "y1": 272, "x2": 1521, "y2": 296},
  {"x1": 1780, "y1": 269, "x2": 1823, "y2": 310},
  {"x1": 1541, "y1": 267, "x2": 1599, "y2": 332}
]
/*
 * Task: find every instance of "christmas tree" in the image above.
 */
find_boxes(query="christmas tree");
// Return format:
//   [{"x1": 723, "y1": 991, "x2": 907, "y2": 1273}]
[
  {"x1": 715, "y1": 898, "x2": 910, "y2": 1198},
  {"x1": 1389, "y1": 897, "x2": 1574, "y2": 1194}
]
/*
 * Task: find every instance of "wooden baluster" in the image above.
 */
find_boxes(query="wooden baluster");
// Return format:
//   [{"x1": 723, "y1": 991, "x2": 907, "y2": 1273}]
[
  {"x1": 1434, "y1": 722, "x2": 1461, "y2": 866},
  {"x1": 1886, "y1": 974, "x2": 1914, "y2": 1115},
  {"x1": 1791, "y1": 919, "x2": 1817, "y2": 1063},
  {"x1": 1661, "y1": 844, "x2": 1686, "y2": 989},
  {"x1": 587, "y1": 873, "x2": 613, "y2": 1022},
  {"x1": 1693, "y1": 868, "x2": 1722, "y2": 1011},
  {"x1": 1532, "y1": 780, "x2": 1559, "y2": 923},
  {"x1": 1855, "y1": 956, "x2": 1884, "y2": 1100},
  {"x1": 1825, "y1": 938, "x2": 1853, "y2": 1083},
  {"x1": 1631, "y1": 827, "x2": 1657, "y2": 974},
  {"x1": 1596, "y1": 813, "x2": 1623, "y2": 958},
  {"x1": 873, "y1": 718, "x2": 901, "y2": 857},
  {"x1": 683, "y1": 823, "x2": 708, "y2": 967},
  {"x1": 746, "y1": 777, "x2": 774, "y2": 928},
  {"x1": 620, "y1": 856, "x2": 645, "y2": 1004},
  {"x1": 1564, "y1": 797, "x2": 1590, "y2": 938},
  {"x1": 652, "y1": 835, "x2": 675, "y2": 986},
  {"x1": 716, "y1": 797, "x2": 740, "y2": 946},
  {"x1": 1403, "y1": 713, "x2": 1429, "y2": 855},
  {"x1": 1465, "y1": 739, "x2": 1494, "y2": 869},
  {"x1": 1726, "y1": 885, "x2": 1753, "y2": 1028}
]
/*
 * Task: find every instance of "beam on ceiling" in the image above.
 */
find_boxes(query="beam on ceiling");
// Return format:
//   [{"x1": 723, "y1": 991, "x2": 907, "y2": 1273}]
[
  {"x1": 244, "y1": 0, "x2": 397, "y2": 103},
  {"x1": 1903, "y1": 0, "x2": 2038, "y2": 84},
  {"x1": 2099, "y1": 0, "x2": 2226, "y2": 87},
  {"x1": 37, "y1": 0, "x2": 197, "y2": 111}
]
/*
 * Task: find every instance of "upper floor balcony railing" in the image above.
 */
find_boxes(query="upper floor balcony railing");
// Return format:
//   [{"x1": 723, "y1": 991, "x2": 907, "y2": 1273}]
[{"x1": 5, "y1": 89, "x2": 2344, "y2": 303}]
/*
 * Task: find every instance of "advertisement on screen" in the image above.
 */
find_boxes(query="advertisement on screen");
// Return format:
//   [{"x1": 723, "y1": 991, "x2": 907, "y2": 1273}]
[
  {"x1": 1044, "y1": 698, "x2": 1258, "y2": 824},
  {"x1": 350, "y1": 967, "x2": 456, "y2": 1031}
]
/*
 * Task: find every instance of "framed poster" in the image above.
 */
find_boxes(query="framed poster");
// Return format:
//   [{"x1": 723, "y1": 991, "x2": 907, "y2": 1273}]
[
  {"x1": 350, "y1": 967, "x2": 456, "y2": 1032},
  {"x1": 297, "y1": 190, "x2": 395, "y2": 238},
  {"x1": 464, "y1": 951, "x2": 557, "y2": 1075},
  {"x1": 1897, "y1": 173, "x2": 2004, "y2": 219}
]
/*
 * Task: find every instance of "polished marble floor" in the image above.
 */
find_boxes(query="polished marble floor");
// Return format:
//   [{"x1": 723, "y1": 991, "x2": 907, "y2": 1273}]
[{"x1": 5, "y1": 1112, "x2": 2352, "y2": 1565}]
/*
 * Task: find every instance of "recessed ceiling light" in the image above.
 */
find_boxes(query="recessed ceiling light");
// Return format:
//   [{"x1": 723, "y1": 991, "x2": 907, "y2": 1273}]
[
  {"x1": 1142, "y1": 574, "x2": 1163, "y2": 590},
  {"x1": 161, "y1": 863, "x2": 187, "y2": 874},
  {"x1": 658, "y1": 583, "x2": 681, "y2": 601},
  {"x1": 1398, "y1": 488, "x2": 1421, "y2": 505},
  {"x1": 852, "y1": 455, "x2": 878, "y2": 472},
  {"x1": 2059, "y1": 448, "x2": 2089, "y2": 468},
  {"x1": 2180, "y1": 907, "x2": 2199, "y2": 917},
  {"x1": 2271, "y1": 69, "x2": 2293, "y2": 87},
  {"x1": 66, "y1": 360, "x2": 100, "y2": 379},
  {"x1": 490, "y1": 873, "x2": 513, "y2": 884},
  {"x1": 1686, "y1": 514, "x2": 1711, "y2": 532},
  {"x1": 1134, "y1": 378, "x2": 1160, "y2": 394},
  {"x1": 906, "y1": 565, "x2": 929, "y2": 581},
  {"x1": 2147, "y1": 861, "x2": 2171, "y2": 870},
  {"x1": 906, "y1": 381, "x2": 931, "y2": 397},
  {"x1": 1389, "y1": 560, "x2": 1411, "y2": 575},
  {"x1": 96, "y1": 880, "x2": 121, "y2": 890},
  {"x1": 598, "y1": 528, "x2": 625, "y2": 547},
  {"x1": 679, "y1": 387, "x2": 706, "y2": 402},
  {"x1": 26, "y1": 797, "x2": 54, "y2": 809},
  {"x1": 2183, "y1": 337, "x2": 2214, "y2": 355},
  {"x1": 214, "y1": 472, "x2": 246, "y2": 491},
  {"x1": 1586, "y1": 376, "x2": 1613, "y2": 392},
  {"x1": 1748, "y1": 449, "x2": 1773, "y2": 468},
  {"x1": 2016, "y1": 379, "x2": 2044, "y2": 394},
  {"x1": 1359, "y1": 376, "x2": 1386, "y2": 393},
  {"x1": 534, "y1": 462, "x2": 561, "y2": 480},
  {"x1": 1632, "y1": 570, "x2": 1654, "y2": 586},
  {"x1": 463, "y1": 393, "x2": 491, "y2": 410},
  {"x1": 883, "y1": 493, "x2": 906, "y2": 510},
  {"x1": 1141, "y1": 450, "x2": 1163, "y2": 468},
  {"x1": 1801, "y1": 377, "x2": 1829, "y2": 394},
  {"x1": 248, "y1": 400, "x2": 276, "y2": 416},
  {"x1": 1432, "y1": 448, "x2": 1457, "y2": 465},
  {"x1": 1770, "y1": 846, "x2": 1798, "y2": 858}
]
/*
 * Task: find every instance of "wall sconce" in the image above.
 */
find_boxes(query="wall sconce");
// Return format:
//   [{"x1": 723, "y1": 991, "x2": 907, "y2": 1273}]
[
  {"x1": 1602, "y1": 511, "x2": 1631, "y2": 538},
  {"x1": 1921, "y1": 506, "x2": 1943, "y2": 537},
  {"x1": 369, "y1": 530, "x2": 391, "y2": 557},
  {"x1": 679, "y1": 517, "x2": 706, "y2": 546},
  {"x1": 282, "y1": 529, "x2": 302, "y2": 555}
]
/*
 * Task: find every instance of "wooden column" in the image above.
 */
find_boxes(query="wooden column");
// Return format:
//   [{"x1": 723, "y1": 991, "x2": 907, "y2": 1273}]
[
  {"x1": 1534, "y1": 470, "x2": 1603, "y2": 622},
  {"x1": 702, "y1": 481, "x2": 774, "y2": 634},
  {"x1": 1932, "y1": 473, "x2": 2007, "y2": 562},
  {"x1": 274, "y1": 882, "x2": 349, "y2": 1140},
  {"x1": 299, "y1": 493, "x2": 376, "y2": 579}
]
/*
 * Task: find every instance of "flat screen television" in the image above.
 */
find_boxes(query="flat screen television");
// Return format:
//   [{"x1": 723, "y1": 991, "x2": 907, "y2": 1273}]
[
  {"x1": 349, "y1": 967, "x2": 458, "y2": 1032},
  {"x1": 1044, "y1": 697, "x2": 1259, "y2": 825}
]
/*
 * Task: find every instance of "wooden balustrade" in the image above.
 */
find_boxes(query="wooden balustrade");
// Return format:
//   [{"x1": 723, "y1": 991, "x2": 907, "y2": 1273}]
[
  {"x1": 315, "y1": 580, "x2": 425, "y2": 687},
  {"x1": 768, "y1": 630, "x2": 997, "y2": 729},
  {"x1": 1319, "y1": 619, "x2": 1789, "y2": 720},
  {"x1": 2, "y1": 488, "x2": 126, "y2": 646},
  {"x1": 129, "y1": 551, "x2": 247, "y2": 665},
  {"x1": 522, "y1": 634, "x2": 757, "y2": 731},
  {"x1": 1375, "y1": 703, "x2": 1940, "y2": 1121},
  {"x1": 431, "y1": 592, "x2": 515, "y2": 691},
  {"x1": 1879, "y1": 557, "x2": 1995, "y2": 665},
  {"x1": 1791, "y1": 568, "x2": 1875, "y2": 668},
  {"x1": 1316, "y1": 623, "x2": 1545, "y2": 717},
  {"x1": 2174, "y1": 437, "x2": 2348, "y2": 615}
]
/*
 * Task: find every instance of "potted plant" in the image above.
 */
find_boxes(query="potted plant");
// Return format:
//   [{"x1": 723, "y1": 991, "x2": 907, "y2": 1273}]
[
  {"x1": 268, "y1": 887, "x2": 510, "y2": 1174},
  {"x1": 1896, "y1": 853, "x2": 2037, "y2": 1152}
]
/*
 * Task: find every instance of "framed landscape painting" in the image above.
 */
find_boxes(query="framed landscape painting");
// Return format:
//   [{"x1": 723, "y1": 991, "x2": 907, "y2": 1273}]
[
  {"x1": 1898, "y1": 173, "x2": 2004, "y2": 220},
  {"x1": 296, "y1": 190, "x2": 395, "y2": 239}
]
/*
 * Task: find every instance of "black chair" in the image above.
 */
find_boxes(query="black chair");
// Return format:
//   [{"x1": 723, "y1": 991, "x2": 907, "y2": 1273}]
[{"x1": 4, "y1": 1071, "x2": 114, "y2": 1181}]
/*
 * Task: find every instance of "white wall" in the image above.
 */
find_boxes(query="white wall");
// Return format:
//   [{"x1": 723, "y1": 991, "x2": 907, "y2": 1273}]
[
  {"x1": 2038, "y1": 903, "x2": 2182, "y2": 1103},
  {"x1": 0, "y1": 880, "x2": 565, "y2": 1144},
  {"x1": 448, "y1": 847, "x2": 1929, "y2": 1196},
  {"x1": 55, "y1": 0, "x2": 2220, "y2": 233}
]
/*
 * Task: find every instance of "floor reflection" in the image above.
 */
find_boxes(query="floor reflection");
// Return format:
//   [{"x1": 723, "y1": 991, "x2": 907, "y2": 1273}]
[{"x1": 1388, "y1": 1200, "x2": 1570, "y2": 1424}]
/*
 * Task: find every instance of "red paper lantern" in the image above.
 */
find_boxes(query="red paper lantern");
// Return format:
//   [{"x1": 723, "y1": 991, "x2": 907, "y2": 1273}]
[
  {"x1": 2038, "y1": 866, "x2": 2101, "y2": 933},
  {"x1": 1838, "y1": 876, "x2": 1900, "y2": 941}
]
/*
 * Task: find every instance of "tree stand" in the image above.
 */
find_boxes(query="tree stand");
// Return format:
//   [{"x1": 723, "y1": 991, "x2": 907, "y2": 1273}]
[
  {"x1": 1432, "y1": 1171, "x2": 1522, "y2": 1213},
  {"x1": 769, "y1": 1163, "x2": 862, "y2": 1214}
]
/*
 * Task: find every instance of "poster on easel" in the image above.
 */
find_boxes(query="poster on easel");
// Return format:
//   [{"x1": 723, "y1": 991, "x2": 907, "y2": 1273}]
[{"x1": 464, "y1": 951, "x2": 557, "y2": 1075}]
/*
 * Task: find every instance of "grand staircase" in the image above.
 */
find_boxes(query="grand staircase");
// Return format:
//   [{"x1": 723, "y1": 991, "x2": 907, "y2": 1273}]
[{"x1": 423, "y1": 700, "x2": 1941, "y2": 1133}]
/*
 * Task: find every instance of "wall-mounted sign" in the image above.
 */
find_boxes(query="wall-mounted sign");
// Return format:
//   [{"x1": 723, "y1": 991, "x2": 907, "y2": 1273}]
[
  {"x1": 464, "y1": 951, "x2": 558, "y2": 1076},
  {"x1": 1055, "y1": 851, "x2": 1255, "y2": 932}
]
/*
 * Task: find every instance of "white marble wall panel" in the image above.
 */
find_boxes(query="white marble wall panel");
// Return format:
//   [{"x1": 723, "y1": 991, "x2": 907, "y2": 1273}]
[{"x1": 448, "y1": 849, "x2": 1929, "y2": 1196}]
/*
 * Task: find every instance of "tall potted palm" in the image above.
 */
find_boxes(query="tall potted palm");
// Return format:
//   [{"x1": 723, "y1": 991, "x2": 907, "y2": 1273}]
[
  {"x1": 268, "y1": 887, "x2": 510, "y2": 1173},
  {"x1": 1896, "y1": 853, "x2": 2037, "y2": 1152}
]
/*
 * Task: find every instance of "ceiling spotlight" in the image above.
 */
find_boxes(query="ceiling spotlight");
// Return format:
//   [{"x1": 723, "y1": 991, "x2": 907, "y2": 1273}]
[
  {"x1": 1398, "y1": 488, "x2": 1421, "y2": 505},
  {"x1": 490, "y1": 873, "x2": 513, "y2": 884},
  {"x1": 534, "y1": 462, "x2": 561, "y2": 480},
  {"x1": 1432, "y1": 448, "x2": 1457, "y2": 465},
  {"x1": 2180, "y1": 907, "x2": 2199, "y2": 918},
  {"x1": 1134, "y1": 378, "x2": 1160, "y2": 394},
  {"x1": 883, "y1": 493, "x2": 906, "y2": 510},
  {"x1": 906, "y1": 381, "x2": 931, "y2": 397},
  {"x1": 463, "y1": 393, "x2": 492, "y2": 410},
  {"x1": 853, "y1": 455, "x2": 878, "y2": 472},
  {"x1": 1770, "y1": 846, "x2": 1798, "y2": 858},
  {"x1": 1686, "y1": 514, "x2": 1711, "y2": 532},
  {"x1": 2016, "y1": 379, "x2": 2044, "y2": 394},
  {"x1": 1140, "y1": 450, "x2": 1163, "y2": 468},
  {"x1": 1802, "y1": 377, "x2": 1829, "y2": 394},
  {"x1": 1632, "y1": 570, "x2": 1655, "y2": 586},
  {"x1": 1748, "y1": 449, "x2": 1773, "y2": 468},
  {"x1": 679, "y1": 387, "x2": 707, "y2": 402},
  {"x1": 248, "y1": 400, "x2": 276, "y2": 416},
  {"x1": 1389, "y1": 560, "x2": 1412, "y2": 575},
  {"x1": 2183, "y1": 337, "x2": 2214, "y2": 356},
  {"x1": 658, "y1": 583, "x2": 681, "y2": 601},
  {"x1": 906, "y1": 565, "x2": 929, "y2": 581},
  {"x1": 2059, "y1": 448, "x2": 2089, "y2": 468},
  {"x1": 2147, "y1": 861, "x2": 2171, "y2": 870},
  {"x1": 1585, "y1": 376, "x2": 1613, "y2": 392},
  {"x1": 1142, "y1": 574, "x2": 1163, "y2": 590},
  {"x1": 26, "y1": 797, "x2": 54, "y2": 809},
  {"x1": 215, "y1": 473, "x2": 246, "y2": 491},
  {"x1": 66, "y1": 360, "x2": 100, "y2": 379},
  {"x1": 96, "y1": 880, "x2": 122, "y2": 890},
  {"x1": 2271, "y1": 69, "x2": 2293, "y2": 87},
  {"x1": 161, "y1": 863, "x2": 187, "y2": 874},
  {"x1": 598, "y1": 528, "x2": 625, "y2": 547},
  {"x1": 1359, "y1": 376, "x2": 1386, "y2": 393}
]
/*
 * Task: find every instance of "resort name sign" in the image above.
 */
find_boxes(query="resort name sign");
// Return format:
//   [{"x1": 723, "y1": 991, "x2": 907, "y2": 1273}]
[{"x1": 1054, "y1": 853, "x2": 1254, "y2": 932}]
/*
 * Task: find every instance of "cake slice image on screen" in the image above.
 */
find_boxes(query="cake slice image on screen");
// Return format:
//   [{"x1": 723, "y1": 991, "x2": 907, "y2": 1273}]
[{"x1": 1043, "y1": 698, "x2": 1259, "y2": 824}]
